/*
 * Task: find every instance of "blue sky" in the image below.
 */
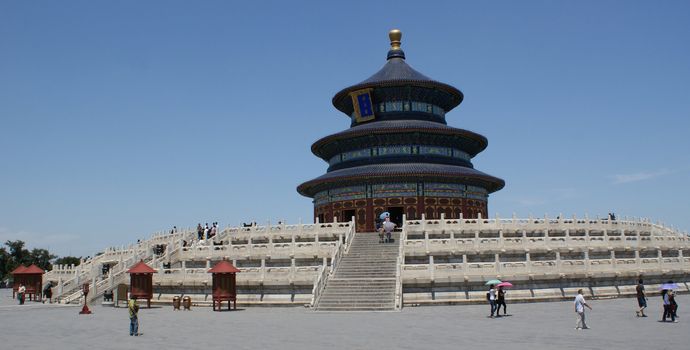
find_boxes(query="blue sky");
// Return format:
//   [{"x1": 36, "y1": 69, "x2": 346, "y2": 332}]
[{"x1": 1, "y1": 0, "x2": 689, "y2": 257}]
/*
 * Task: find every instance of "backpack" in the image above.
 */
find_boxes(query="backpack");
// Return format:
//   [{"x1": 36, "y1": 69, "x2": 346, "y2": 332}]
[{"x1": 486, "y1": 292, "x2": 490, "y2": 301}]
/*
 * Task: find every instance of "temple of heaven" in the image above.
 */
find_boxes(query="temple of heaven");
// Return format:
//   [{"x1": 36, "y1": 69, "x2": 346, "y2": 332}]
[{"x1": 298, "y1": 30, "x2": 504, "y2": 232}]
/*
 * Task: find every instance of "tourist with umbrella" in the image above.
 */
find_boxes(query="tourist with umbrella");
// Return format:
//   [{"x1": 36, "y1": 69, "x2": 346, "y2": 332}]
[
  {"x1": 496, "y1": 281, "x2": 513, "y2": 316},
  {"x1": 660, "y1": 282, "x2": 678, "y2": 322},
  {"x1": 485, "y1": 280, "x2": 501, "y2": 318}
]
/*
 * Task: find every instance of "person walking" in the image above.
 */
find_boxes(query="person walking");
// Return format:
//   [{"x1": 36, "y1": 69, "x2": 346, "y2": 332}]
[
  {"x1": 488, "y1": 284, "x2": 497, "y2": 318},
  {"x1": 661, "y1": 289, "x2": 677, "y2": 322},
  {"x1": 496, "y1": 286, "x2": 507, "y2": 316},
  {"x1": 574, "y1": 289, "x2": 592, "y2": 329},
  {"x1": 635, "y1": 279, "x2": 647, "y2": 317},
  {"x1": 43, "y1": 282, "x2": 53, "y2": 304},
  {"x1": 128, "y1": 297, "x2": 140, "y2": 336},
  {"x1": 670, "y1": 289, "x2": 679, "y2": 320}
]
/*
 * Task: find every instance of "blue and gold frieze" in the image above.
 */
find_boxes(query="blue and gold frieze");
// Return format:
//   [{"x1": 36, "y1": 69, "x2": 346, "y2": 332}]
[
  {"x1": 466, "y1": 185, "x2": 489, "y2": 200},
  {"x1": 419, "y1": 146, "x2": 452, "y2": 157},
  {"x1": 377, "y1": 145, "x2": 412, "y2": 156},
  {"x1": 372, "y1": 100, "x2": 445, "y2": 117},
  {"x1": 371, "y1": 182, "x2": 417, "y2": 198},
  {"x1": 328, "y1": 145, "x2": 470, "y2": 166},
  {"x1": 314, "y1": 191, "x2": 330, "y2": 206},
  {"x1": 425, "y1": 182, "x2": 465, "y2": 198},
  {"x1": 314, "y1": 182, "x2": 489, "y2": 205},
  {"x1": 341, "y1": 149, "x2": 372, "y2": 162}
]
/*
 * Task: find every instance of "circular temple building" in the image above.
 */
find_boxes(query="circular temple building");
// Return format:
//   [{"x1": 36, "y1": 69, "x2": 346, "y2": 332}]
[{"x1": 298, "y1": 30, "x2": 505, "y2": 232}]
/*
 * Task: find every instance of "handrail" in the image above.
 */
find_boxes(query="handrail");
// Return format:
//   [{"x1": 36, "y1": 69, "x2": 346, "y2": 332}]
[
  {"x1": 395, "y1": 221, "x2": 407, "y2": 310},
  {"x1": 309, "y1": 265, "x2": 329, "y2": 308},
  {"x1": 310, "y1": 218, "x2": 356, "y2": 309}
]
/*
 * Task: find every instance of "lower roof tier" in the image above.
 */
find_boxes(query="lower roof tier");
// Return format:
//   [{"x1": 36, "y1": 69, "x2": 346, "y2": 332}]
[{"x1": 297, "y1": 163, "x2": 505, "y2": 197}]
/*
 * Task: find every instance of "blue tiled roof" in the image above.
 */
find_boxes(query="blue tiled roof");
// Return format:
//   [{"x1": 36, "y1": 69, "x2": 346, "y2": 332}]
[
  {"x1": 312, "y1": 120, "x2": 488, "y2": 157},
  {"x1": 332, "y1": 58, "x2": 463, "y2": 115},
  {"x1": 297, "y1": 163, "x2": 505, "y2": 197}
]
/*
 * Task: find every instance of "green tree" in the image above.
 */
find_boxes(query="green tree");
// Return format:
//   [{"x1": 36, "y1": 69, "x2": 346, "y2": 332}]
[
  {"x1": 29, "y1": 248, "x2": 56, "y2": 271},
  {"x1": 0, "y1": 247, "x2": 9, "y2": 284},
  {"x1": 54, "y1": 256, "x2": 81, "y2": 267}
]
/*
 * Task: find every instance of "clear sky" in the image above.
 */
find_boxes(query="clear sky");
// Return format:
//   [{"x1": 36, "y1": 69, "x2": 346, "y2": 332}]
[{"x1": 1, "y1": 0, "x2": 689, "y2": 257}]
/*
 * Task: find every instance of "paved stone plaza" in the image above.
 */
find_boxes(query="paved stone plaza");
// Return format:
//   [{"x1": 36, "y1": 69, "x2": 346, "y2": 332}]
[{"x1": 1, "y1": 289, "x2": 686, "y2": 350}]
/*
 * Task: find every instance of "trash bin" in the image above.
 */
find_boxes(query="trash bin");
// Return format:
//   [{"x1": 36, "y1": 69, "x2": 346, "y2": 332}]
[{"x1": 172, "y1": 296, "x2": 181, "y2": 310}]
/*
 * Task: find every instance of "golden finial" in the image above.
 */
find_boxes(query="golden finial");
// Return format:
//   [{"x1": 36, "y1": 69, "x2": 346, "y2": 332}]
[{"x1": 389, "y1": 29, "x2": 402, "y2": 50}]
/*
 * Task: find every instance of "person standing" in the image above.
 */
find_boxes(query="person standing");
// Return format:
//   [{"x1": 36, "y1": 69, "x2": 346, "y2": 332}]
[
  {"x1": 574, "y1": 289, "x2": 592, "y2": 329},
  {"x1": 635, "y1": 279, "x2": 647, "y2": 317},
  {"x1": 496, "y1": 286, "x2": 507, "y2": 316},
  {"x1": 488, "y1": 284, "x2": 497, "y2": 318},
  {"x1": 17, "y1": 284, "x2": 26, "y2": 305},
  {"x1": 382, "y1": 217, "x2": 396, "y2": 243},
  {"x1": 128, "y1": 297, "x2": 140, "y2": 336}
]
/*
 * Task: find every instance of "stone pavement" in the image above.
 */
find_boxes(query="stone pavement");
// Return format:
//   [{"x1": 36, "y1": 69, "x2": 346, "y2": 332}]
[{"x1": 0, "y1": 288, "x2": 686, "y2": 350}]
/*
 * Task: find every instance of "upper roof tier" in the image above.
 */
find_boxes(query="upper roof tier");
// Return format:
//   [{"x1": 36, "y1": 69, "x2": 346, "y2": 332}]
[{"x1": 332, "y1": 30, "x2": 464, "y2": 121}]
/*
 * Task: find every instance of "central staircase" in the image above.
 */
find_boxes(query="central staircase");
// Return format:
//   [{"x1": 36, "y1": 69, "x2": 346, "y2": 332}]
[{"x1": 315, "y1": 232, "x2": 400, "y2": 311}]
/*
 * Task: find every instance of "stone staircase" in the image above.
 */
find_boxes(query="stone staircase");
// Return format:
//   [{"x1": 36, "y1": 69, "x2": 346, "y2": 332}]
[{"x1": 315, "y1": 231, "x2": 400, "y2": 311}]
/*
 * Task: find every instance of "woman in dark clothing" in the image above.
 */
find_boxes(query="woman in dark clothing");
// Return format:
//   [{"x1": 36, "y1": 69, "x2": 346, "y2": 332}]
[{"x1": 496, "y1": 286, "x2": 507, "y2": 316}]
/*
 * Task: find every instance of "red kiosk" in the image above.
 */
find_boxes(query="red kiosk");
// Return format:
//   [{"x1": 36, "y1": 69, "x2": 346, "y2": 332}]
[
  {"x1": 11, "y1": 265, "x2": 27, "y2": 300},
  {"x1": 127, "y1": 260, "x2": 156, "y2": 308},
  {"x1": 11, "y1": 264, "x2": 44, "y2": 302},
  {"x1": 208, "y1": 260, "x2": 240, "y2": 311}
]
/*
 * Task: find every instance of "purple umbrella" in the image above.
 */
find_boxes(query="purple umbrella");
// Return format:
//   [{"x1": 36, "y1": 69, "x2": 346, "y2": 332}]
[
  {"x1": 659, "y1": 283, "x2": 679, "y2": 290},
  {"x1": 496, "y1": 282, "x2": 513, "y2": 288}
]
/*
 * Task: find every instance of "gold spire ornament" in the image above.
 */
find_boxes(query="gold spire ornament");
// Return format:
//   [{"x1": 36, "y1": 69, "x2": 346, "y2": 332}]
[{"x1": 389, "y1": 29, "x2": 402, "y2": 50}]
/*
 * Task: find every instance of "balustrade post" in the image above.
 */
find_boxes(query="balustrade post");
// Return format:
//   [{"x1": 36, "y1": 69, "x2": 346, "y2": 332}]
[
  {"x1": 422, "y1": 230, "x2": 431, "y2": 256},
  {"x1": 421, "y1": 213, "x2": 426, "y2": 231},
  {"x1": 462, "y1": 254, "x2": 468, "y2": 272},
  {"x1": 495, "y1": 253, "x2": 500, "y2": 274},
  {"x1": 555, "y1": 251, "x2": 561, "y2": 274},
  {"x1": 260, "y1": 258, "x2": 266, "y2": 283},
  {"x1": 584, "y1": 250, "x2": 590, "y2": 273},
  {"x1": 679, "y1": 249, "x2": 685, "y2": 268},
  {"x1": 429, "y1": 255, "x2": 434, "y2": 282},
  {"x1": 525, "y1": 251, "x2": 531, "y2": 274}
]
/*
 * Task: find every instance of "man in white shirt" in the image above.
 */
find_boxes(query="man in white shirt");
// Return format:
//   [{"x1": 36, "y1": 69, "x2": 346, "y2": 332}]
[{"x1": 574, "y1": 289, "x2": 592, "y2": 329}]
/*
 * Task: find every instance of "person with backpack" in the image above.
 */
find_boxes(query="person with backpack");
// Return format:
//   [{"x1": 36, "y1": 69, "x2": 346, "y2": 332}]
[
  {"x1": 128, "y1": 297, "x2": 140, "y2": 336},
  {"x1": 487, "y1": 284, "x2": 497, "y2": 318}
]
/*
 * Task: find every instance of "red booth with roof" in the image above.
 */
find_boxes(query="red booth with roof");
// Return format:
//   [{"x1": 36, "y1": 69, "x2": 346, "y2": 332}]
[
  {"x1": 11, "y1": 264, "x2": 44, "y2": 301},
  {"x1": 11, "y1": 265, "x2": 27, "y2": 299},
  {"x1": 208, "y1": 260, "x2": 240, "y2": 311},
  {"x1": 127, "y1": 260, "x2": 156, "y2": 308}
]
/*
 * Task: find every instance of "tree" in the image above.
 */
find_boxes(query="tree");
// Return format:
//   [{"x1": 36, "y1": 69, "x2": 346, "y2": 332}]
[
  {"x1": 54, "y1": 256, "x2": 81, "y2": 267},
  {"x1": 29, "y1": 248, "x2": 56, "y2": 271}
]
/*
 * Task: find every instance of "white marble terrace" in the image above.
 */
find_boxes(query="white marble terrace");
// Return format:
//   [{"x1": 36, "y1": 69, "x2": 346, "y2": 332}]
[
  {"x1": 44, "y1": 213, "x2": 689, "y2": 307},
  {"x1": 400, "y1": 213, "x2": 690, "y2": 304}
]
